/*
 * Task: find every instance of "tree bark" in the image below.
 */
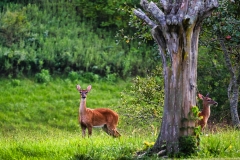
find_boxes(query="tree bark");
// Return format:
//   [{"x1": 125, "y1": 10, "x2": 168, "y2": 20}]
[{"x1": 134, "y1": 0, "x2": 218, "y2": 155}]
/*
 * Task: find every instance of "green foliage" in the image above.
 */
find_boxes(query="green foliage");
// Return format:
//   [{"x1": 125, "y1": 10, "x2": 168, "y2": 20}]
[
  {"x1": 119, "y1": 66, "x2": 164, "y2": 129},
  {"x1": 77, "y1": 0, "x2": 140, "y2": 29},
  {"x1": 199, "y1": 0, "x2": 240, "y2": 122},
  {"x1": 178, "y1": 136, "x2": 198, "y2": 157},
  {"x1": 11, "y1": 79, "x2": 21, "y2": 86},
  {"x1": 0, "y1": 6, "x2": 30, "y2": 47},
  {"x1": 190, "y1": 106, "x2": 202, "y2": 136},
  {"x1": 35, "y1": 69, "x2": 51, "y2": 83},
  {"x1": 68, "y1": 71, "x2": 79, "y2": 82},
  {"x1": 0, "y1": 2, "x2": 158, "y2": 78},
  {"x1": 197, "y1": 47, "x2": 230, "y2": 121},
  {"x1": 191, "y1": 106, "x2": 200, "y2": 118}
]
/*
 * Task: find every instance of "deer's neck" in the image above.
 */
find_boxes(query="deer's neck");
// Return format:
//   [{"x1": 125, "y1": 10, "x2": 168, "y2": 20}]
[
  {"x1": 79, "y1": 98, "x2": 87, "y2": 115},
  {"x1": 202, "y1": 103, "x2": 211, "y2": 118}
]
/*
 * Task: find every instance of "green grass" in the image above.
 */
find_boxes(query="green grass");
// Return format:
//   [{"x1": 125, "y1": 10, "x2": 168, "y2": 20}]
[
  {"x1": 0, "y1": 130, "x2": 148, "y2": 160},
  {"x1": 0, "y1": 77, "x2": 240, "y2": 159},
  {"x1": 0, "y1": 77, "x2": 156, "y2": 159},
  {"x1": 198, "y1": 129, "x2": 240, "y2": 159}
]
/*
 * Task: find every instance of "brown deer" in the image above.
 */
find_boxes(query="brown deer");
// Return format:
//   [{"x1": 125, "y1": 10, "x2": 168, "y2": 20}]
[
  {"x1": 198, "y1": 93, "x2": 218, "y2": 130},
  {"x1": 76, "y1": 85, "x2": 121, "y2": 137}
]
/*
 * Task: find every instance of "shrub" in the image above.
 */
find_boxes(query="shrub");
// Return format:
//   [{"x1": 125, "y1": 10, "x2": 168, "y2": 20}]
[
  {"x1": 119, "y1": 65, "x2": 164, "y2": 128},
  {"x1": 35, "y1": 69, "x2": 51, "y2": 83},
  {"x1": 0, "y1": 6, "x2": 30, "y2": 47},
  {"x1": 68, "y1": 71, "x2": 79, "y2": 81},
  {"x1": 11, "y1": 79, "x2": 21, "y2": 86}
]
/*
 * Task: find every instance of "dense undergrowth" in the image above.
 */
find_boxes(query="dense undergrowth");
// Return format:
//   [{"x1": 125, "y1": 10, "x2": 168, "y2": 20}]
[{"x1": 0, "y1": 2, "x2": 159, "y2": 78}]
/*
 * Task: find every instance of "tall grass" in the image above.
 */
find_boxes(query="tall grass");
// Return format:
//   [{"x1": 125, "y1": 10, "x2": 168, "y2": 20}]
[
  {"x1": 197, "y1": 129, "x2": 240, "y2": 158},
  {"x1": 0, "y1": 129, "x2": 152, "y2": 160}
]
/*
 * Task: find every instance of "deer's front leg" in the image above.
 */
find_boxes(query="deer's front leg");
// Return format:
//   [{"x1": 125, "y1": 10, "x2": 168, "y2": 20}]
[
  {"x1": 80, "y1": 123, "x2": 87, "y2": 137},
  {"x1": 87, "y1": 126, "x2": 93, "y2": 137}
]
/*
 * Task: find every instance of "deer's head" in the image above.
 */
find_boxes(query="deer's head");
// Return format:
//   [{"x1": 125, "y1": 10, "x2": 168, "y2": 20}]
[
  {"x1": 76, "y1": 85, "x2": 92, "y2": 99},
  {"x1": 198, "y1": 93, "x2": 218, "y2": 106}
]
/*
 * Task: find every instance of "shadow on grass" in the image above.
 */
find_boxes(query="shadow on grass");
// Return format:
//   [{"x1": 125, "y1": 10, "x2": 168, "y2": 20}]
[{"x1": 74, "y1": 154, "x2": 94, "y2": 160}]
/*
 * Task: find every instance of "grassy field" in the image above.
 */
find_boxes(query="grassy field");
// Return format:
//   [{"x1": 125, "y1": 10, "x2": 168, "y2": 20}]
[
  {"x1": 0, "y1": 77, "x2": 240, "y2": 159},
  {"x1": 0, "y1": 130, "x2": 149, "y2": 160}
]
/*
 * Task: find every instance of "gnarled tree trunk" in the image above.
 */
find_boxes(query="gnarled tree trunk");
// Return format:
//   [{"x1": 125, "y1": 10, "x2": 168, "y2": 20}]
[{"x1": 134, "y1": 0, "x2": 218, "y2": 155}]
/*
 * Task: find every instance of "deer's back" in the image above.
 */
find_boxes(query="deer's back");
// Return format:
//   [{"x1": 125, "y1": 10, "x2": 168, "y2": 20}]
[{"x1": 89, "y1": 108, "x2": 119, "y2": 126}]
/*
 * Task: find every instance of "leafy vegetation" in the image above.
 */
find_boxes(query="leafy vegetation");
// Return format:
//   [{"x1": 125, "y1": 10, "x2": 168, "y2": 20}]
[
  {"x1": 0, "y1": 2, "x2": 159, "y2": 78},
  {"x1": 119, "y1": 65, "x2": 164, "y2": 129}
]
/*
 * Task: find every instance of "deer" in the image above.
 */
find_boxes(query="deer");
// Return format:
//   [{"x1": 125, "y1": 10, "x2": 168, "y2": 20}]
[
  {"x1": 198, "y1": 93, "x2": 218, "y2": 130},
  {"x1": 76, "y1": 84, "x2": 121, "y2": 138}
]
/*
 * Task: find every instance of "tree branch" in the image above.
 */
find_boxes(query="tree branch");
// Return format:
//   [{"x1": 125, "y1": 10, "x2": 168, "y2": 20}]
[
  {"x1": 139, "y1": 0, "x2": 167, "y2": 28},
  {"x1": 199, "y1": 0, "x2": 218, "y2": 21},
  {"x1": 218, "y1": 37, "x2": 235, "y2": 77},
  {"x1": 133, "y1": 9, "x2": 157, "y2": 28}
]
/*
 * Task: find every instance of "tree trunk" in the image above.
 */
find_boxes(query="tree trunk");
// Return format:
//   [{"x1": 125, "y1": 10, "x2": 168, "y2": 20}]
[
  {"x1": 228, "y1": 77, "x2": 240, "y2": 128},
  {"x1": 219, "y1": 38, "x2": 240, "y2": 128},
  {"x1": 134, "y1": 0, "x2": 218, "y2": 155}
]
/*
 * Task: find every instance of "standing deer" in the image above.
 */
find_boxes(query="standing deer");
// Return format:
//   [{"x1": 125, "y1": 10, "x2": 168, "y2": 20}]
[
  {"x1": 198, "y1": 93, "x2": 218, "y2": 130},
  {"x1": 76, "y1": 85, "x2": 120, "y2": 137}
]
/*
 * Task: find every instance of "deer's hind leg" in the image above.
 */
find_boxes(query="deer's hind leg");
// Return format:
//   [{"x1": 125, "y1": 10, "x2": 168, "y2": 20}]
[
  {"x1": 102, "y1": 124, "x2": 120, "y2": 137},
  {"x1": 102, "y1": 124, "x2": 111, "y2": 135}
]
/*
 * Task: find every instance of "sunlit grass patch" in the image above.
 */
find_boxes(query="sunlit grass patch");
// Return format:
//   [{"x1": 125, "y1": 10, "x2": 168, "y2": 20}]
[
  {"x1": 0, "y1": 130, "x2": 150, "y2": 160},
  {"x1": 198, "y1": 129, "x2": 240, "y2": 158}
]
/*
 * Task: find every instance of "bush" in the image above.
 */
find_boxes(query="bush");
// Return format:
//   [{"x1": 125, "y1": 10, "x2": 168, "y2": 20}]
[
  {"x1": 35, "y1": 69, "x2": 51, "y2": 83},
  {"x1": 11, "y1": 79, "x2": 21, "y2": 86},
  {"x1": 68, "y1": 71, "x2": 79, "y2": 81},
  {"x1": 0, "y1": 6, "x2": 29, "y2": 47},
  {"x1": 119, "y1": 65, "x2": 164, "y2": 128}
]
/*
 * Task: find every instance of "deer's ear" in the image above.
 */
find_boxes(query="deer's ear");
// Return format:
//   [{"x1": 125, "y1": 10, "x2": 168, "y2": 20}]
[
  {"x1": 87, "y1": 85, "x2": 92, "y2": 91},
  {"x1": 76, "y1": 85, "x2": 81, "y2": 91},
  {"x1": 198, "y1": 93, "x2": 204, "y2": 100}
]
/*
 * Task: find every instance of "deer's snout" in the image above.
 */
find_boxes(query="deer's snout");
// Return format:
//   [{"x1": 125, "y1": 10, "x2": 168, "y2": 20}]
[
  {"x1": 80, "y1": 92, "x2": 88, "y2": 99},
  {"x1": 81, "y1": 94, "x2": 86, "y2": 99}
]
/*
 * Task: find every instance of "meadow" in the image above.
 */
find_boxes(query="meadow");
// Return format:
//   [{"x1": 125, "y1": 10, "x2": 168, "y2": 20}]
[{"x1": 0, "y1": 77, "x2": 240, "y2": 159}]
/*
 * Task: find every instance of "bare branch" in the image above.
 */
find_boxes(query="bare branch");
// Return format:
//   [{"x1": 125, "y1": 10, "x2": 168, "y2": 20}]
[
  {"x1": 199, "y1": 0, "x2": 219, "y2": 19},
  {"x1": 140, "y1": 0, "x2": 150, "y2": 11},
  {"x1": 148, "y1": 2, "x2": 166, "y2": 26},
  {"x1": 160, "y1": 0, "x2": 169, "y2": 13},
  {"x1": 139, "y1": 0, "x2": 166, "y2": 28},
  {"x1": 133, "y1": 9, "x2": 157, "y2": 28}
]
